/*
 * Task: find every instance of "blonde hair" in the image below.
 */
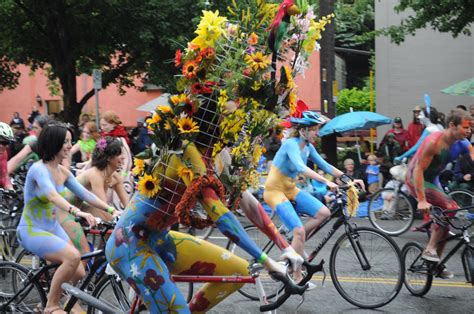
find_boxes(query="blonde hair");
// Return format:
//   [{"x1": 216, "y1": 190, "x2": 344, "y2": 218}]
[
  {"x1": 101, "y1": 111, "x2": 122, "y2": 125},
  {"x1": 367, "y1": 154, "x2": 377, "y2": 162}
]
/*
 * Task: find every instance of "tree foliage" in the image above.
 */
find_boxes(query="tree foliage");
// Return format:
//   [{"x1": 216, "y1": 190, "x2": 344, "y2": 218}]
[
  {"x1": 334, "y1": 0, "x2": 374, "y2": 51},
  {"x1": 380, "y1": 0, "x2": 474, "y2": 44},
  {"x1": 0, "y1": 0, "x2": 206, "y2": 124},
  {"x1": 336, "y1": 85, "x2": 374, "y2": 114}
]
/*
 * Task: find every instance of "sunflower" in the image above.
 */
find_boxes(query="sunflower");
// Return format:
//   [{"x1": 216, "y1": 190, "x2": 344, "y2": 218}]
[
  {"x1": 288, "y1": 92, "x2": 297, "y2": 115},
  {"x1": 157, "y1": 105, "x2": 172, "y2": 114},
  {"x1": 164, "y1": 120, "x2": 173, "y2": 130},
  {"x1": 132, "y1": 158, "x2": 145, "y2": 176},
  {"x1": 146, "y1": 113, "x2": 162, "y2": 125},
  {"x1": 177, "y1": 117, "x2": 199, "y2": 134},
  {"x1": 177, "y1": 165, "x2": 194, "y2": 182},
  {"x1": 170, "y1": 94, "x2": 188, "y2": 105},
  {"x1": 182, "y1": 61, "x2": 199, "y2": 79},
  {"x1": 244, "y1": 52, "x2": 270, "y2": 72},
  {"x1": 137, "y1": 174, "x2": 160, "y2": 198}
]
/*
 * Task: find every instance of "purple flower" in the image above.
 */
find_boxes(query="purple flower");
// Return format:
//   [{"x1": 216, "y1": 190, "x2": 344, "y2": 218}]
[{"x1": 97, "y1": 138, "x2": 107, "y2": 151}]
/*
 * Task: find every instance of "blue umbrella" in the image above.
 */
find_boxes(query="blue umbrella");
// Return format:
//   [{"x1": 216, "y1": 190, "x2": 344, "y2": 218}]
[{"x1": 319, "y1": 111, "x2": 392, "y2": 137}]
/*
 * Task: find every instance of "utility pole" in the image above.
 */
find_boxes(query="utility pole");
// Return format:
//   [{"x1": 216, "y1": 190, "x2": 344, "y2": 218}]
[{"x1": 319, "y1": 0, "x2": 337, "y2": 164}]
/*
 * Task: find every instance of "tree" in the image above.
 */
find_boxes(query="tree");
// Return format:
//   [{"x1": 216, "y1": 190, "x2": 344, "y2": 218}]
[
  {"x1": 334, "y1": 0, "x2": 374, "y2": 51},
  {"x1": 0, "y1": 0, "x2": 205, "y2": 125},
  {"x1": 381, "y1": 0, "x2": 474, "y2": 44}
]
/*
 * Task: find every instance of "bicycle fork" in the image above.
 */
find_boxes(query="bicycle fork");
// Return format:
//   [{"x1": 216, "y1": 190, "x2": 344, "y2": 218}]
[{"x1": 345, "y1": 225, "x2": 371, "y2": 271}]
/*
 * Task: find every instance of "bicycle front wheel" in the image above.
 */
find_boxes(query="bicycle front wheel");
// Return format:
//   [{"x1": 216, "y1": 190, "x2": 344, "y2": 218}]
[
  {"x1": 330, "y1": 227, "x2": 404, "y2": 309},
  {"x1": 368, "y1": 188, "x2": 415, "y2": 236},
  {"x1": 448, "y1": 188, "x2": 474, "y2": 209},
  {"x1": 0, "y1": 261, "x2": 47, "y2": 312},
  {"x1": 88, "y1": 274, "x2": 131, "y2": 314},
  {"x1": 402, "y1": 242, "x2": 433, "y2": 296}
]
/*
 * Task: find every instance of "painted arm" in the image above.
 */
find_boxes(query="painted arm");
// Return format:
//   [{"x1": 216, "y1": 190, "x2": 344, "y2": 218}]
[
  {"x1": 308, "y1": 144, "x2": 340, "y2": 176},
  {"x1": 413, "y1": 141, "x2": 436, "y2": 208}
]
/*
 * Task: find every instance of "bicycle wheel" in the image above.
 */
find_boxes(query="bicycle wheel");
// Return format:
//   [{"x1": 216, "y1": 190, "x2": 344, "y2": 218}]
[
  {"x1": 448, "y1": 188, "x2": 474, "y2": 210},
  {"x1": 402, "y1": 242, "x2": 433, "y2": 296},
  {"x1": 330, "y1": 227, "x2": 404, "y2": 309},
  {"x1": 0, "y1": 261, "x2": 47, "y2": 312},
  {"x1": 461, "y1": 245, "x2": 474, "y2": 285},
  {"x1": 368, "y1": 188, "x2": 415, "y2": 236},
  {"x1": 0, "y1": 228, "x2": 19, "y2": 261},
  {"x1": 88, "y1": 274, "x2": 131, "y2": 314},
  {"x1": 225, "y1": 225, "x2": 280, "y2": 301}
]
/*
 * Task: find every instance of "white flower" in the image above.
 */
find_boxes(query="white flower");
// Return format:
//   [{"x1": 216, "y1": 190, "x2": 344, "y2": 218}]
[
  {"x1": 126, "y1": 222, "x2": 134, "y2": 233},
  {"x1": 216, "y1": 291, "x2": 227, "y2": 299},
  {"x1": 130, "y1": 263, "x2": 141, "y2": 277},
  {"x1": 144, "y1": 288, "x2": 151, "y2": 295},
  {"x1": 221, "y1": 251, "x2": 232, "y2": 260}
]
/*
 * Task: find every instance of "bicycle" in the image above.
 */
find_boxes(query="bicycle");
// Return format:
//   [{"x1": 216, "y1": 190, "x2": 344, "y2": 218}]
[
  {"x1": 403, "y1": 206, "x2": 474, "y2": 296},
  {"x1": 68, "y1": 260, "x2": 321, "y2": 313},
  {"x1": 227, "y1": 185, "x2": 405, "y2": 309},
  {"x1": 0, "y1": 219, "x2": 115, "y2": 312}
]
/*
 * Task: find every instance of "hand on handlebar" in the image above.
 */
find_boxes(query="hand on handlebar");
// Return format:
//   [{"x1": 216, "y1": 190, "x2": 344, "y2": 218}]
[
  {"x1": 280, "y1": 249, "x2": 304, "y2": 273},
  {"x1": 112, "y1": 209, "x2": 122, "y2": 218},
  {"x1": 417, "y1": 200, "x2": 432, "y2": 214},
  {"x1": 352, "y1": 179, "x2": 365, "y2": 191},
  {"x1": 326, "y1": 181, "x2": 338, "y2": 191},
  {"x1": 76, "y1": 211, "x2": 97, "y2": 227}
]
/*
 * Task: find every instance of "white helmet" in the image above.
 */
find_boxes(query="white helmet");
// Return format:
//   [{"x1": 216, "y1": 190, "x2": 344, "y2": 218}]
[{"x1": 0, "y1": 122, "x2": 14, "y2": 142}]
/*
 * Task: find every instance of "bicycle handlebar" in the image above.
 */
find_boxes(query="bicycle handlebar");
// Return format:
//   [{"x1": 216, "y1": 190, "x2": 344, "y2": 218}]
[
  {"x1": 430, "y1": 206, "x2": 474, "y2": 230},
  {"x1": 259, "y1": 260, "x2": 324, "y2": 312}
]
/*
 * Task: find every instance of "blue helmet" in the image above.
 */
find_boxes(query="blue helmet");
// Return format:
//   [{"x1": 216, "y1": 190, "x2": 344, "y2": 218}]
[{"x1": 289, "y1": 111, "x2": 327, "y2": 127}]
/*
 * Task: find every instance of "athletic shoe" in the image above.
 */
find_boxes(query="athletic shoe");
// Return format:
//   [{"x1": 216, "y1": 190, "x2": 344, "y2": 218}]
[
  {"x1": 438, "y1": 267, "x2": 454, "y2": 279},
  {"x1": 421, "y1": 250, "x2": 440, "y2": 263}
]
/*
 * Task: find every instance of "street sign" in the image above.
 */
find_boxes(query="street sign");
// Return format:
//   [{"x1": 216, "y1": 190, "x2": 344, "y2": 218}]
[{"x1": 92, "y1": 69, "x2": 102, "y2": 90}]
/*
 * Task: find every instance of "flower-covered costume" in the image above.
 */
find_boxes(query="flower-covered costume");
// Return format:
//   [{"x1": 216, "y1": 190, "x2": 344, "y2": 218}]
[
  {"x1": 264, "y1": 137, "x2": 337, "y2": 230},
  {"x1": 106, "y1": 143, "x2": 266, "y2": 313},
  {"x1": 16, "y1": 162, "x2": 99, "y2": 258}
]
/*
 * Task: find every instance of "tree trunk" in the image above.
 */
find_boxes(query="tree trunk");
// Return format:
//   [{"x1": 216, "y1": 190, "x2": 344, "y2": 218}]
[
  {"x1": 319, "y1": 0, "x2": 337, "y2": 164},
  {"x1": 57, "y1": 61, "x2": 81, "y2": 126}
]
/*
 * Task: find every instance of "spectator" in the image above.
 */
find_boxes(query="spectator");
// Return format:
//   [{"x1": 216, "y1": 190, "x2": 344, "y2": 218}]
[
  {"x1": 456, "y1": 105, "x2": 467, "y2": 111},
  {"x1": 100, "y1": 111, "x2": 130, "y2": 145},
  {"x1": 438, "y1": 112, "x2": 446, "y2": 128},
  {"x1": 27, "y1": 106, "x2": 41, "y2": 127},
  {"x1": 10, "y1": 112, "x2": 25, "y2": 129},
  {"x1": 470, "y1": 104, "x2": 474, "y2": 118},
  {"x1": 130, "y1": 117, "x2": 152, "y2": 155},
  {"x1": 450, "y1": 154, "x2": 473, "y2": 191},
  {"x1": 382, "y1": 117, "x2": 410, "y2": 151},
  {"x1": 365, "y1": 154, "x2": 382, "y2": 194},
  {"x1": 342, "y1": 158, "x2": 366, "y2": 182},
  {"x1": 407, "y1": 106, "x2": 424, "y2": 148},
  {"x1": 9, "y1": 124, "x2": 27, "y2": 158},
  {"x1": 70, "y1": 121, "x2": 100, "y2": 162},
  {"x1": 378, "y1": 133, "x2": 403, "y2": 164}
]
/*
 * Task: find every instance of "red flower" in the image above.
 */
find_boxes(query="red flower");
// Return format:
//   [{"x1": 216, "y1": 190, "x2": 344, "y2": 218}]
[
  {"x1": 183, "y1": 101, "x2": 198, "y2": 116},
  {"x1": 174, "y1": 49, "x2": 182, "y2": 67},
  {"x1": 191, "y1": 82, "x2": 212, "y2": 95},
  {"x1": 189, "y1": 291, "x2": 211, "y2": 312},
  {"x1": 179, "y1": 261, "x2": 216, "y2": 276},
  {"x1": 127, "y1": 278, "x2": 141, "y2": 295},
  {"x1": 199, "y1": 47, "x2": 215, "y2": 60},
  {"x1": 143, "y1": 269, "x2": 165, "y2": 291},
  {"x1": 182, "y1": 61, "x2": 198, "y2": 79}
]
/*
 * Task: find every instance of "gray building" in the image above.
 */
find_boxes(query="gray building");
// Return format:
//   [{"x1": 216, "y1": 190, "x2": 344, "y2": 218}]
[{"x1": 375, "y1": 0, "x2": 473, "y2": 141}]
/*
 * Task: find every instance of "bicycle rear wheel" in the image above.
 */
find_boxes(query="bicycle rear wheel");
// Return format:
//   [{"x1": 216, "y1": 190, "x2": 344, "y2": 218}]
[
  {"x1": 88, "y1": 274, "x2": 131, "y2": 314},
  {"x1": 0, "y1": 261, "x2": 47, "y2": 312},
  {"x1": 402, "y1": 242, "x2": 433, "y2": 296},
  {"x1": 330, "y1": 227, "x2": 404, "y2": 309},
  {"x1": 368, "y1": 188, "x2": 415, "y2": 236},
  {"x1": 448, "y1": 188, "x2": 474, "y2": 210},
  {"x1": 225, "y1": 225, "x2": 280, "y2": 301}
]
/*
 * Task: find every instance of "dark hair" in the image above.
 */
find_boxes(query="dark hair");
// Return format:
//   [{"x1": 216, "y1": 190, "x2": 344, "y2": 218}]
[
  {"x1": 446, "y1": 109, "x2": 472, "y2": 127},
  {"x1": 91, "y1": 136, "x2": 123, "y2": 170},
  {"x1": 37, "y1": 123, "x2": 71, "y2": 162},
  {"x1": 34, "y1": 115, "x2": 52, "y2": 128},
  {"x1": 456, "y1": 105, "x2": 467, "y2": 111},
  {"x1": 422, "y1": 106, "x2": 439, "y2": 125}
]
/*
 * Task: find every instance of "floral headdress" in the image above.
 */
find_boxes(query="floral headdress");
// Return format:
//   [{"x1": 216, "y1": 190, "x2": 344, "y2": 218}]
[
  {"x1": 96, "y1": 137, "x2": 107, "y2": 152},
  {"x1": 133, "y1": 0, "x2": 332, "y2": 198}
]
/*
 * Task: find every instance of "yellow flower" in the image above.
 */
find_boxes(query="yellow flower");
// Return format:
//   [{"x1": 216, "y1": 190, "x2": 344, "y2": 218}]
[
  {"x1": 283, "y1": 66, "x2": 296, "y2": 90},
  {"x1": 132, "y1": 158, "x2": 145, "y2": 176},
  {"x1": 191, "y1": 10, "x2": 227, "y2": 49},
  {"x1": 253, "y1": 145, "x2": 263, "y2": 165},
  {"x1": 244, "y1": 52, "x2": 271, "y2": 72},
  {"x1": 177, "y1": 165, "x2": 194, "y2": 182},
  {"x1": 251, "y1": 80, "x2": 262, "y2": 91},
  {"x1": 177, "y1": 117, "x2": 199, "y2": 134},
  {"x1": 137, "y1": 174, "x2": 160, "y2": 198},
  {"x1": 157, "y1": 105, "x2": 172, "y2": 114},
  {"x1": 289, "y1": 92, "x2": 297, "y2": 115},
  {"x1": 170, "y1": 94, "x2": 188, "y2": 105},
  {"x1": 164, "y1": 120, "x2": 173, "y2": 130},
  {"x1": 146, "y1": 113, "x2": 162, "y2": 125}
]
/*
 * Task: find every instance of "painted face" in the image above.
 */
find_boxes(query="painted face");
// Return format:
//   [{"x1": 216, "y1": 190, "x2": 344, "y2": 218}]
[
  {"x1": 100, "y1": 119, "x2": 115, "y2": 133},
  {"x1": 58, "y1": 131, "x2": 73, "y2": 160},
  {"x1": 454, "y1": 119, "x2": 472, "y2": 140}
]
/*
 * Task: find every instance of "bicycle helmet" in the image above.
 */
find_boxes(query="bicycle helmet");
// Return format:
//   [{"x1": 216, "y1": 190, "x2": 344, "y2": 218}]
[
  {"x1": 0, "y1": 122, "x2": 14, "y2": 142},
  {"x1": 290, "y1": 110, "x2": 327, "y2": 127}
]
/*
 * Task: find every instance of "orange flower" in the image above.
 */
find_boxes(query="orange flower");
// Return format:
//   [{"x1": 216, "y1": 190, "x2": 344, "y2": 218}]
[
  {"x1": 174, "y1": 49, "x2": 182, "y2": 67},
  {"x1": 182, "y1": 61, "x2": 199, "y2": 79},
  {"x1": 247, "y1": 32, "x2": 258, "y2": 46}
]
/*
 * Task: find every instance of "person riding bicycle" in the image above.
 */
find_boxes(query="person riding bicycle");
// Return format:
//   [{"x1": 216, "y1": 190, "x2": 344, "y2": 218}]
[
  {"x1": 0, "y1": 122, "x2": 14, "y2": 190},
  {"x1": 16, "y1": 123, "x2": 116, "y2": 314},
  {"x1": 406, "y1": 109, "x2": 473, "y2": 279},
  {"x1": 263, "y1": 110, "x2": 365, "y2": 284}
]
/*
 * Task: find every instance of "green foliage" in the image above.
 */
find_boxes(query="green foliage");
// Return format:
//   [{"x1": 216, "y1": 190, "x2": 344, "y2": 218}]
[
  {"x1": 0, "y1": 57, "x2": 19, "y2": 90},
  {"x1": 336, "y1": 84, "x2": 374, "y2": 114},
  {"x1": 379, "y1": 0, "x2": 474, "y2": 44},
  {"x1": 334, "y1": 0, "x2": 375, "y2": 51}
]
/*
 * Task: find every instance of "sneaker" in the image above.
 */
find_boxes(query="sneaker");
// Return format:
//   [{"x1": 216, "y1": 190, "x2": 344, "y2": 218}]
[
  {"x1": 438, "y1": 267, "x2": 454, "y2": 279},
  {"x1": 421, "y1": 250, "x2": 440, "y2": 263},
  {"x1": 305, "y1": 281, "x2": 317, "y2": 291}
]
